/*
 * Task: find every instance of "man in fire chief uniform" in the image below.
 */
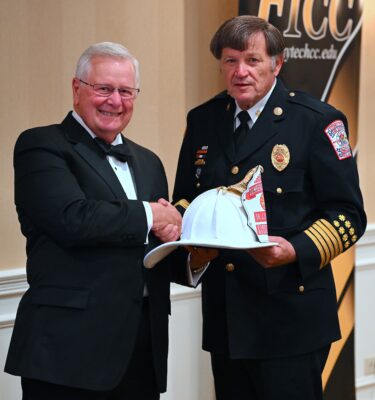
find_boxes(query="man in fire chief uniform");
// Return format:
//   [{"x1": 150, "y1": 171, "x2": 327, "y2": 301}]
[{"x1": 172, "y1": 15, "x2": 366, "y2": 400}]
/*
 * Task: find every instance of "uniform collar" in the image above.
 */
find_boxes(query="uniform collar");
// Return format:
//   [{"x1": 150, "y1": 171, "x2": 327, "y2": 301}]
[{"x1": 234, "y1": 78, "x2": 277, "y2": 123}]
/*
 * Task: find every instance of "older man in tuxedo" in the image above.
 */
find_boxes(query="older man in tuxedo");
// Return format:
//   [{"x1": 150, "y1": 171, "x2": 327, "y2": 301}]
[{"x1": 5, "y1": 42, "x2": 182, "y2": 400}]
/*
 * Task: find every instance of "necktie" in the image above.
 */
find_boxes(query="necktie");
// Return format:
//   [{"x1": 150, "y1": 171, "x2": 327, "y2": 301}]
[
  {"x1": 234, "y1": 111, "x2": 251, "y2": 151},
  {"x1": 94, "y1": 137, "x2": 131, "y2": 163}
]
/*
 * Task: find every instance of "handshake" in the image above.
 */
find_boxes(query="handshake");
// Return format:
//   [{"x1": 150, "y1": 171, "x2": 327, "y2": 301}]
[{"x1": 150, "y1": 198, "x2": 182, "y2": 243}]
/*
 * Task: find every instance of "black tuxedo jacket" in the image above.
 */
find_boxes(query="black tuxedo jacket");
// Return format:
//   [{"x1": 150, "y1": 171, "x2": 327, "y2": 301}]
[
  {"x1": 173, "y1": 79, "x2": 366, "y2": 359},
  {"x1": 5, "y1": 112, "x2": 176, "y2": 392}
]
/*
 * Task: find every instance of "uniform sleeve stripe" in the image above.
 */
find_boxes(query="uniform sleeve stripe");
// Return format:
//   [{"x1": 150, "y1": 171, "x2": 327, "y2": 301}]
[
  {"x1": 304, "y1": 229, "x2": 327, "y2": 268},
  {"x1": 314, "y1": 220, "x2": 341, "y2": 259},
  {"x1": 310, "y1": 225, "x2": 336, "y2": 262},
  {"x1": 316, "y1": 219, "x2": 341, "y2": 256},
  {"x1": 304, "y1": 218, "x2": 346, "y2": 268},
  {"x1": 173, "y1": 199, "x2": 190, "y2": 210},
  {"x1": 308, "y1": 225, "x2": 333, "y2": 267},
  {"x1": 318, "y1": 219, "x2": 344, "y2": 254}
]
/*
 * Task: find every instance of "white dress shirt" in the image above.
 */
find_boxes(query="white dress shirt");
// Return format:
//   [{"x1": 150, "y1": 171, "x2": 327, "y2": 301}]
[{"x1": 234, "y1": 78, "x2": 277, "y2": 131}]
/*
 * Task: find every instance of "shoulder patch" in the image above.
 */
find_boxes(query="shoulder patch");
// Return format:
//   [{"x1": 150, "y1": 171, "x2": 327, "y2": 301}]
[{"x1": 324, "y1": 120, "x2": 352, "y2": 160}]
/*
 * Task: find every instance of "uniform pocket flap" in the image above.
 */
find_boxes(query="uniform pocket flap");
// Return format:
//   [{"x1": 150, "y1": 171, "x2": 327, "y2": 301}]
[
  {"x1": 265, "y1": 264, "x2": 329, "y2": 295},
  {"x1": 32, "y1": 286, "x2": 90, "y2": 309},
  {"x1": 263, "y1": 169, "x2": 304, "y2": 194}
]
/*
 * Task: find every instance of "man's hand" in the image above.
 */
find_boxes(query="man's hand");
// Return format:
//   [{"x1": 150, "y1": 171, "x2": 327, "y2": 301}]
[
  {"x1": 246, "y1": 236, "x2": 296, "y2": 268},
  {"x1": 185, "y1": 246, "x2": 219, "y2": 270},
  {"x1": 150, "y1": 198, "x2": 182, "y2": 243},
  {"x1": 153, "y1": 223, "x2": 180, "y2": 243}
]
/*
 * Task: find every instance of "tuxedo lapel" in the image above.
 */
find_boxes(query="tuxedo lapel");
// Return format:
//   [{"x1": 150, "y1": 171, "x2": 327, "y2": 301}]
[{"x1": 61, "y1": 113, "x2": 127, "y2": 200}]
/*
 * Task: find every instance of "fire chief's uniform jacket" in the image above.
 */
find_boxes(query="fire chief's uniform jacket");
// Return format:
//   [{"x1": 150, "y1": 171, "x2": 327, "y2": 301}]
[{"x1": 172, "y1": 79, "x2": 366, "y2": 359}]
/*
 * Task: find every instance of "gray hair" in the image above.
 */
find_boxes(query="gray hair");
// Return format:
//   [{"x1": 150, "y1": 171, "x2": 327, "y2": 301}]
[{"x1": 75, "y1": 42, "x2": 140, "y2": 87}]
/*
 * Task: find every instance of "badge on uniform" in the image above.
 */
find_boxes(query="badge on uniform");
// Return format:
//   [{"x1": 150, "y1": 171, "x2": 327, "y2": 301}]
[
  {"x1": 324, "y1": 120, "x2": 352, "y2": 160},
  {"x1": 271, "y1": 144, "x2": 290, "y2": 171},
  {"x1": 194, "y1": 146, "x2": 208, "y2": 178},
  {"x1": 194, "y1": 159, "x2": 205, "y2": 166},
  {"x1": 195, "y1": 146, "x2": 208, "y2": 160}
]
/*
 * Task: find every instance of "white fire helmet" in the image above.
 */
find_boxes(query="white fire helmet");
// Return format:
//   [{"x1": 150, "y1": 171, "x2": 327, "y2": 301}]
[{"x1": 144, "y1": 165, "x2": 276, "y2": 268}]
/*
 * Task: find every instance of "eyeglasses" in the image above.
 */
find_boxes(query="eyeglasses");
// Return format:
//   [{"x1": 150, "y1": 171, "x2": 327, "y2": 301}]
[{"x1": 78, "y1": 79, "x2": 140, "y2": 99}]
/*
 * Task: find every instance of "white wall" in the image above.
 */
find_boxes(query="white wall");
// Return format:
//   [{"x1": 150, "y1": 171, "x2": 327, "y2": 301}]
[
  {"x1": 161, "y1": 286, "x2": 215, "y2": 400},
  {"x1": 1, "y1": 228, "x2": 375, "y2": 400},
  {"x1": 0, "y1": 269, "x2": 26, "y2": 400},
  {"x1": 355, "y1": 224, "x2": 375, "y2": 399}
]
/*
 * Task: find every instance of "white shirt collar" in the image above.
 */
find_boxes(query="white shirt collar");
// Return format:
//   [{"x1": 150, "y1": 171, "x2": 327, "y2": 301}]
[
  {"x1": 234, "y1": 78, "x2": 277, "y2": 123},
  {"x1": 71, "y1": 110, "x2": 123, "y2": 145}
]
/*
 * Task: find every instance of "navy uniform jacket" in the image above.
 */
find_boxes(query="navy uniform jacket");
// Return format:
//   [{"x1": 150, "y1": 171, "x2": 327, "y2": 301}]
[
  {"x1": 5, "y1": 113, "x2": 186, "y2": 392},
  {"x1": 173, "y1": 79, "x2": 366, "y2": 359}
]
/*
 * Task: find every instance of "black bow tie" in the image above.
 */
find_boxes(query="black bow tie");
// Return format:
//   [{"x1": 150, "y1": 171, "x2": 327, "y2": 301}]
[{"x1": 94, "y1": 137, "x2": 131, "y2": 163}]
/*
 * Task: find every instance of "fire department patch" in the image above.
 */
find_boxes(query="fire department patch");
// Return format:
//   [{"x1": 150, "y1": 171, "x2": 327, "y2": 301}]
[{"x1": 324, "y1": 120, "x2": 352, "y2": 160}]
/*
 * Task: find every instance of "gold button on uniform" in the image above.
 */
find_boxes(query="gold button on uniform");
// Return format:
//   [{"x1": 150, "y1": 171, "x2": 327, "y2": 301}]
[
  {"x1": 226, "y1": 263, "x2": 235, "y2": 272},
  {"x1": 273, "y1": 107, "x2": 283, "y2": 116},
  {"x1": 196, "y1": 182, "x2": 201, "y2": 188},
  {"x1": 289, "y1": 92, "x2": 296, "y2": 97},
  {"x1": 231, "y1": 166, "x2": 239, "y2": 175},
  {"x1": 298, "y1": 285, "x2": 305, "y2": 293},
  {"x1": 276, "y1": 187, "x2": 283, "y2": 194}
]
